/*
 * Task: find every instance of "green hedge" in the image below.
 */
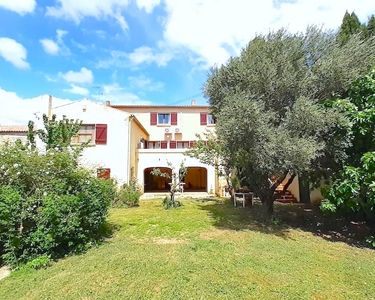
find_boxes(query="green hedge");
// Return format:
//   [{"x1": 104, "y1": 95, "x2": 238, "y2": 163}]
[{"x1": 0, "y1": 143, "x2": 115, "y2": 266}]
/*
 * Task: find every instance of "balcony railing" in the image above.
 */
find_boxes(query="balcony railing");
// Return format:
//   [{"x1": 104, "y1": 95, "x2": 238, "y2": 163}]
[{"x1": 140, "y1": 140, "x2": 202, "y2": 149}]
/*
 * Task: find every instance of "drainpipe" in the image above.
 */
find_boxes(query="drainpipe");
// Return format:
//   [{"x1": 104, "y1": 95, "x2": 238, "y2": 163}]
[{"x1": 127, "y1": 114, "x2": 134, "y2": 184}]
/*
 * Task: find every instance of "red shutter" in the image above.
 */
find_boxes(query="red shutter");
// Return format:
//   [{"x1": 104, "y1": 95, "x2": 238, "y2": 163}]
[
  {"x1": 200, "y1": 112, "x2": 207, "y2": 125},
  {"x1": 170, "y1": 141, "x2": 176, "y2": 149},
  {"x1": 171, "y1": 112, "x2": 177, "y2": 125},
  {"x1": 161, "y1": 141, "x2": 168, "y2": 149},
  {"x1": 95, "y1": 124, "x2": 107, "y2": 144},
  {"x1": 189, "y1": 141, "x2": 196, "y2": 148},
  {"x1": 150, "y1": 112, "x2": 157, "y2": 125},
  {"x1": 97, "y1": 168, "x2": 110, "y2": 179}
]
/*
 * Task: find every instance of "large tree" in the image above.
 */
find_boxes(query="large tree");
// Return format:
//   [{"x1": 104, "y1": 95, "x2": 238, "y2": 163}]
[{"x1": 204, "y1": 27, "x2": 375, "y2": 216}]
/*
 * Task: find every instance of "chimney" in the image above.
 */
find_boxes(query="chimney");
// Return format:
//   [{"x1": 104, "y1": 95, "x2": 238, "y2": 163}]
[
  {"x1": 48, "y1": 95, "x2": 52, "y2": 120},
  {"x1": 191, "y1": 99, "x2": 197, "y2": 106}
]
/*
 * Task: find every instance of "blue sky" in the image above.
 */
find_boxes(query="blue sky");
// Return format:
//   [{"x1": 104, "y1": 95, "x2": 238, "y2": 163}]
[{"x1": 0, "y1": 0, "x2": 374, "y2": 113}]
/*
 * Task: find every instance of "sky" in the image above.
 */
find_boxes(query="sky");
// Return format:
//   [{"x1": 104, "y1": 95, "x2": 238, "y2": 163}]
[{"x1": 0, "y1": 0, "x2": 375, "y2": 124}]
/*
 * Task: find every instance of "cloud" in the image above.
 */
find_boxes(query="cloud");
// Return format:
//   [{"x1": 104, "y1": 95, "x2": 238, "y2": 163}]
[
  {"x1": 60, "y1": 67, "x2": 94, "y2": 84},
  {"x1": 97, "y1": 46, "x2": 173, "y2": 69},
  {"x1": 0, "y1": 89, "x2": 71, "y2": 125},
  {"x1": 136, "y1": 0, "x2": 160, "y2": 13},
  {"x1": 162, "y1": 0, "x2": 375, "y2": 66},
  {"x1": 0, "y1": 37, "x2": 29, "y2": 69},
  {"x1": 46, "y1": 0, "x2": 130, "y2": 31},
  {"x1": 65, "y1": 84, "x2": 90, "y2": 96},
  {"x1": 40, "y1": 39, "x2": 59, "y2": 55},
  {"x1": 128, "y1": 75, "x2": 164, "y2": 92},
  {"x1": 96, "y1": 83, "x2": 151, "y2": 104},
  {"x1": 0, "y1": 0, "x2": 36, "y2": 15},
  {"x1": 40, "y1": 29, "x2": 70, "y2": 56}
]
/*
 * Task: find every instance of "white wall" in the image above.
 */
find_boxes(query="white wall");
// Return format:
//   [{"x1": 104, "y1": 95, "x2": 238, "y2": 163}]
[
  {"x1": 137, "y1": 149, "x2": 216, "y2": 193},
  {"x1": 35, "y1": 100, "x2": 131, "y2": 184}
]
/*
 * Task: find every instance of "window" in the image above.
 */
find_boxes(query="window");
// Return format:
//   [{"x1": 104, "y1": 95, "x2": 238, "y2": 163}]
[
  {"x1": 71, "y1": 124, "x2": 95, "y2": 145},
  {"x1": 207, "y1": 114, "x2": 216, "y2": 125},
  {"x1": 97, "y1": 168, "x2": 110, "y2": 179},
  {"x1": 158, "y1": 113, "x2": 170, "y2": 125}
]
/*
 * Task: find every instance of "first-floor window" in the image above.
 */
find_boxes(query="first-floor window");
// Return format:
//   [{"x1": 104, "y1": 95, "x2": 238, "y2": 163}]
[
  {"x1": 97, "y1": 168, "x2": 111, "y2": 179},
  {"x1": 158, "y1": 113, "x2": 170, "y2": 125}
]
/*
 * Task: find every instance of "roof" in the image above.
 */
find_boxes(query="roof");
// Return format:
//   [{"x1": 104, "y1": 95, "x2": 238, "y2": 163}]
[
  {"x1": 0, "y1": 126, "x2": 28, "y2": 133},
  {"x1": 111, "y1": 104, "x2": 209, "y2": 109}
]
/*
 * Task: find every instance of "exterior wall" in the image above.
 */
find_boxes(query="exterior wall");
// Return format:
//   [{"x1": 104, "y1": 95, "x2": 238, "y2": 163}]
[
  {"x1": 113, "y1": 106, "x2": 214, "y2": 141},
  {"x1": 130, "y1": 117, "x2": 149, "y2": 180},
  {"x1": 43, "y1": 100, "x2": 131, "y2": 184},
  {"x1": 0, "y1": 132, "x2": 27, "y2": 144},
  {"x1": 137, "y1": 149, "x2": 216, "y2": 194}
]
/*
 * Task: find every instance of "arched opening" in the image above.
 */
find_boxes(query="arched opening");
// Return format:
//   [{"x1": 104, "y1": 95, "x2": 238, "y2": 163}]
[
  {"x1": 183, "y1": 167, "x2": 207, "y2": 192},
  {"x1": 144, "y1": 167, "x2": 172, "y2": 192}
]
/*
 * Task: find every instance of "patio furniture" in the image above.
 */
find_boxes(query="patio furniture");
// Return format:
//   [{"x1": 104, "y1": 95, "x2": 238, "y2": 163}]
[{"x1": 234, "y1": 192, "x2": 253, "y2": 207}]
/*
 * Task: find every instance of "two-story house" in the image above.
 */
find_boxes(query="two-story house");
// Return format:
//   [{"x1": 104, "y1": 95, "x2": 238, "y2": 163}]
[{"x1": 111, "y1": 103, "x2": 219, "y2": 194}]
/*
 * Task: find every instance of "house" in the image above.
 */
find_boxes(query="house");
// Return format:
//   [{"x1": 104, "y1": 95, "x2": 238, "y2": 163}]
[
  {"x1": 111, "y1": 103, "x2": 220, "y2": 194},
  {"x1": 35, "y1": 100, "x2": 147, "y2": 185},
  {"x1": 0, "y1": 126, "x2": 28, "y2": 144}
]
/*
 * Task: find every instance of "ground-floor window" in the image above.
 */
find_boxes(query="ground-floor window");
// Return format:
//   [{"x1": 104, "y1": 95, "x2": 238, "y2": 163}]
[{"x1": 144, "y1": 167, "x2": 172, "y2": 192}]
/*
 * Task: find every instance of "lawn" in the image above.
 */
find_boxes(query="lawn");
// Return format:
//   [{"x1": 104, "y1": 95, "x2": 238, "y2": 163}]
[{"x1": 0, "y1": 198, "x2": 374, "y2": 299}]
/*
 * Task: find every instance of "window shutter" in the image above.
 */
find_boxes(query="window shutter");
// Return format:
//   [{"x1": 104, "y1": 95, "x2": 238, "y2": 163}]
[
  {"x1": 171, "y1": 112, "x2": 178, "y2": 125},
  {"x1": 161, "y1": 141, "x2": 168, "y2": 149},
  {"x1": 97, "y1": 168, "x2": 110, "y2": 179},
  {"x1": 150, "y1": 112, "x2": 157, "y2": 125},
  {"x1": 170, "y1": 141, "x2": 176, "y2": 149},
  {"x1": 189, "y1": 141, "x2": 196, "y2": 148},
  {"x1": 200, "y1": 112, "x2": 207, "y2": 125},
  {"x1": 95, "y1": 124, "x2": 107, "y2": 144}
]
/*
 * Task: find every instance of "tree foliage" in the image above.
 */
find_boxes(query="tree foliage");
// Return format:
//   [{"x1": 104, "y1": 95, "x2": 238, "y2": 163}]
[
  {"x1": 204, "y1": 27, "x2": 375, "y2": 215},
  {"x1": 337, "y1": 11, "x2": 363, "y2": 44},
  {"x1": 322, "y1": 69, "x2": 375, "y2": 223}
]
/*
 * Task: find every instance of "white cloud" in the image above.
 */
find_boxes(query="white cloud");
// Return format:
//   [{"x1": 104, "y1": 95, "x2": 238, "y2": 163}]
[
  {"x1": 40, "y1": 29, "x2": 70, "y2": 56},
  {"x1": 128, "y1": 46, "x2": 172, "y2": 66},
  {"x1": 60, "y1": 67, "x2": 94, "y2": 84},
  {"x1": 65, "y1": 84, "x2": 90, "y2": 96},
  {"x1": 162, "y1": 0, "x2": 375, "y2": 66},
  {"x1": 40, "y1": 39, "x2": 60, "y2": 55},
  {"x1": 128, "y1": 75, "x2": 164, "y2": 92},
  {"x1": 0, "y1": 37, "x2": 29, "y2": 69},
  {"x1": 0, "y1": 89, "x2": 71, "y2": 125},
  {"x1": 97, "y1": 83, "x2": 151, "y2": 104},
  {"x1": 0, "y1": 0, "x2": 36, "y2": 15},
  {"x1": 97, "y1": 46, "x2": 173, "y2": 69},
  {"x1": 136, "y1": 0, "x2": 160, "y2": 13},
  {"x1": 46, "y1": 0, "x2": 130, "y2": 31}
]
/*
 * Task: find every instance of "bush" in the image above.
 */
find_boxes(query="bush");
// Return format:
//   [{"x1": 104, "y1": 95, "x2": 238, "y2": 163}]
[
  {"x1": 113, "y1": 179, "x2": 142, "y2": 207},
  {"x1": 162, "y1": 195, "x2": 181, "y2": 209},
  {"x1": 0, "y1": 143, "x2": 116, "y2": 266},
  {"x1": 321, "y1": 152, "x2": 375, "y2": 223}
]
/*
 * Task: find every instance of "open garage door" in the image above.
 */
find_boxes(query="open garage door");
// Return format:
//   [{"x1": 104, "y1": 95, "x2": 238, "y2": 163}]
[
  {"x1": 144, "y1": 167, "x2": 172, "y2": 192},
  {"x1": 183, "y1": 167, "x2": 207, "y2": 192}
]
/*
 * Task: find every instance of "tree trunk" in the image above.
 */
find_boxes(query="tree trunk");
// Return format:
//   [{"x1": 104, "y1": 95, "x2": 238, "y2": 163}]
[
  {"x1": 283, "y1": 173, "x2": 296, "y2": 192},
  {"x1": 299, "y1": 173, "x2": 311, "y2": 204},
  {"x1": 262, "y1": 171, "x2": 289, "y2": 218}
]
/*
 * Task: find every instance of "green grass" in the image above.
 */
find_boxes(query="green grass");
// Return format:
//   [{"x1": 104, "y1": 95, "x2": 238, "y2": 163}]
[{"x1": 0, "y1": 198, "x2": 374, "y2": 299}]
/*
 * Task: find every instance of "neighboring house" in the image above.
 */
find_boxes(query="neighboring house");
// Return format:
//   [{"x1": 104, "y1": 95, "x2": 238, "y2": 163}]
[
  {"x1": 0, "y1": 125, "x2": 28, "y2": 144},
  {"x1": 111, "y1": 103, "x2": 220, "y2": 194}
]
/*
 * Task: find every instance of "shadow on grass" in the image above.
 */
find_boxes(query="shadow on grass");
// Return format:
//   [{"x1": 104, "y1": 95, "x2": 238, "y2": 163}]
[{"x1": 198, "y1": 198, "x2": 374, "y2": 249}]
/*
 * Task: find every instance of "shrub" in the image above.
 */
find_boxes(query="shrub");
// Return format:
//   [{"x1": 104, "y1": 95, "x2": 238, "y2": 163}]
[
  {"x1": 0, "y1": 143, "x2": 115, "y2": 266},
  {"x1": 162, "y1": 195, "x2": 181, "y2": 209},
  {"x1": 113, "y1": 179, "x2": 142, "y2": 207}
]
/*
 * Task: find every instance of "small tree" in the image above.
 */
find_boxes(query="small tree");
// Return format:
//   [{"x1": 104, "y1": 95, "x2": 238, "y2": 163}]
[
  {"x1": 28, "y1": 114, "x2": 82, "y2": 151},
  {"x1": 151, "y1": 161, "x2": 187, "y2": 209}
]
